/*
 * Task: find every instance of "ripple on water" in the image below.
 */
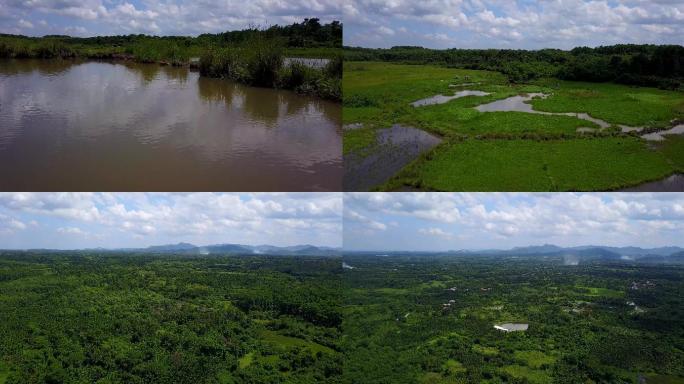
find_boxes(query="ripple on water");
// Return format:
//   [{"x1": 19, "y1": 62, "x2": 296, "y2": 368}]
[{"x1": 0, "y1": 59, "x2": 342, "y2": 191}]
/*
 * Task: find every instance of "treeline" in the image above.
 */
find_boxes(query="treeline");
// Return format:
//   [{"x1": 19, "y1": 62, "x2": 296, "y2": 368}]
[
  {"x1": 0, "y1": 19, "x2": 342, "y2": 99},
  {"x1": 0, "y1": 18, "x2": 340, "y2": 54},
  {"x1": 198, "y1": 18, "x2": 342, "y2": 48},
  {"x1": 345, "y1": 44, "x2": 684, "y2": 89}
]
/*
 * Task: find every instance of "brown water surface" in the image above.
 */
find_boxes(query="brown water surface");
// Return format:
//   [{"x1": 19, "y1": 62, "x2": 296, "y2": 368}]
[{"x1": 0, "y1": 59, "x2": 341, "y2": 191}]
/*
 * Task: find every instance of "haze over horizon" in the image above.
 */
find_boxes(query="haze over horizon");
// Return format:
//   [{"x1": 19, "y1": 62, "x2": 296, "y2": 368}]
[
  {"x1": 344, "y1": 193, "x2": 684, "y2": 251},
  {"x1": 0, "y1": 193, "x2": 342, "y2": 250},
  {"x1": 341, "y1": 243, "x2": 684, "y2": 253},
  {"x1": 344, "y1": 0, "x2": 684, "y2": 50},
  {"x1": 0, "y1": 0, "x2": 341, "y2": 37}
]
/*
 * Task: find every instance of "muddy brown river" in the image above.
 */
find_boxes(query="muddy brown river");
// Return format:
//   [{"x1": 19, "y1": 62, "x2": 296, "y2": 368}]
[{"x1": 0, "y1": 59, "x2": 341, "y2": 191}]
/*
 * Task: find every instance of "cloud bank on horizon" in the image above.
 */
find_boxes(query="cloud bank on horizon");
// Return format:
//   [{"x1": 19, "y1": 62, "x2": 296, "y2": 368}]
[
  {"x1": 0, "y1": 0, "x2": 341, "y2": 37},
  {"x1": 344, "y1": 193, "x2": 684, "y2": 251},
  {"x1": 0, "y1": 193, "x2": 342, "y2": 249},
  {"x1": 344, "y1": 0, "x2": 684, "y2": 49}
]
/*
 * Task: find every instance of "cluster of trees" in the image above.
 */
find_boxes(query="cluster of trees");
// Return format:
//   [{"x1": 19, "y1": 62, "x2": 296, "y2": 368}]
[
  {"x1": 342, "y1": 254, "x2": 684, "y2": 383},
  {"x1": 345, "y1": 44, "x2": 684, "y2": 89},
  {"x1": 198, "y1": 19, "x2": 342, "y2": 48},
  {"x1": 0, "y1": 253, "x2": 342, "y2": 384}
]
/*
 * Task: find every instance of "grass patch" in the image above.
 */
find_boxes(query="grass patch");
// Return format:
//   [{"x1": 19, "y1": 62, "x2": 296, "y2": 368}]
[
  {"x1": 578, "y1": 286, "x2": 624, "y2": 298},
  {"x1": 661, "y1": 135, "x2": 684, "y2": 172},
  {"x1": 344, "y1": 61, "x2": 506, "y2": 128},
  {"x1": 514, "y1": 350, "x2": 556, "y2": 369},
  {"x1": 501, "y1": 365, "x2": 552, "y2": 384},
  {"x1": 531, "y1": 79, "x2": 684, "y2": 127},
  {"x1": 260, "y1": 330, "x2": 335, "y2": 355},
  {"x1": 344, "y1": 127, "x2": 377, "y2": 155},
  {"x1": 443, "y1": 359, "x2": 467, "y2": 375},
  {"x1": 238, "y1": 352, "x2": 254, "y2": 369},
  {"x1": 384, "y1": 137, "x2": 673, "y2": 191},
  {"x1": 472, "y1": 345, "x2": 499, "y2": 356},
  {"x1": 374, "y1": 288, "x2": 411, "y2": 295},
  {"x1": 413, "y1": 110, "x2": 598, "y2": 137}
]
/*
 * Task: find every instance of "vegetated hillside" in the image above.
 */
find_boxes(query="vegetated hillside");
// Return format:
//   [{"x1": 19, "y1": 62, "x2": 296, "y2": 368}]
[
  {"x1": 342, "y1": 254, "x2": 684, "y2": 384},
  {"x1": 345, "y1": 245, "x2": 684, "y2": 264},
  {"x1": 0, "y1": 252, "x2": 342, "y2": 384},
  {"x1": 10, "y1": 243, "x2": 342, "y2": 257},
  {"x1": 344, "y1": 44, "x2": 684, "y2": 89}
]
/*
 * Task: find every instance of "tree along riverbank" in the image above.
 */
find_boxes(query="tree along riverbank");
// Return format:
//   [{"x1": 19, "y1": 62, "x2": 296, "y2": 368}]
[{"x1": 0, "y1": 19, "x2": 342, "y2": 100}]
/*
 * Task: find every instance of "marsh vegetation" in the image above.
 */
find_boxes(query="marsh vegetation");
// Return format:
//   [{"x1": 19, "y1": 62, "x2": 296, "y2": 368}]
[{"x1": 343, "y1": 60, "x2": 684, "y2": 191}]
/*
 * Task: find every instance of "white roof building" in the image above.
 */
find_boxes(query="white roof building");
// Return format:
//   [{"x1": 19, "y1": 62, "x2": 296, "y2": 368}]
[{"x1": 494, "y1": 323, "x2": 529, "y2": 332}]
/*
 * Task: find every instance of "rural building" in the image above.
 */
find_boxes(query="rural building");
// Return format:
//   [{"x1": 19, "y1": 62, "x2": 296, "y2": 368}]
[{"x1": 494, "y1": 323, "x2": 529, "y2": 332}]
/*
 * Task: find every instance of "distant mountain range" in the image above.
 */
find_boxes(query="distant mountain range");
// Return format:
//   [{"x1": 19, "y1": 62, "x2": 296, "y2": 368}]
[
  {"x1": 136, "y1": 243, "x2": 341, "y2": 256},
  {"x1": 7, "y1": 243, "x2": 341, "y2": 256},
  {"x1": 346, "y1": 244, "x2": 684, "y2": 264}
]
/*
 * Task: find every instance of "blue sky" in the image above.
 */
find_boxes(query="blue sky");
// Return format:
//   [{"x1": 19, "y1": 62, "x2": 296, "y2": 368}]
[
  {"x1": 344, "y1": 0, "x2": 684, "y2": 49},
  {"x1": 344, "y1": 193, "x2": 684, "y2": 251},
  {"x1": 0, "y1": 193, "x2": 342, "y2": 249},
  {"x1": 0, "y1": 0, "x2": 341, "y2": 36}
]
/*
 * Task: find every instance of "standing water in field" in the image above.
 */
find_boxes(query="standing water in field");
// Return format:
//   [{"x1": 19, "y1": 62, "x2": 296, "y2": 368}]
[
  {"x1": 411, "y1": 90, "x2": 490, "y2": 107},
  {"x1": 474, "y1": 93, "x2": 637, "y2": 130},
  {"x1": 619, "y1": 174, "x2": 684, "y2": 192},
  {"x1": 0, "y1": 59, "x2": 341, "y2": 191},
  {"x1": 640, "y1": 124, "x2": 684, "y2": 141},
  {"x1": 344, "y1": 124, "x2": 441, "y2": 191}
]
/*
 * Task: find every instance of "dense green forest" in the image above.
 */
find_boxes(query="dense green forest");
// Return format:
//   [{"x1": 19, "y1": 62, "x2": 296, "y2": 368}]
[
  {"x1": 344, "y1": 45, "x2": 684, "y2": 90},
  {"x1": 0, "y1": 19, "x2": 342, "y2": 99},
  {"x1": 0, "y1": 253, "x2": 342, "y2": 384},
  {"x1": 3, "y1": 251, "x2": 682, "y2": 383},
  {"x1": 342, "y1": 254, "x2": 684, "y2": 384}
]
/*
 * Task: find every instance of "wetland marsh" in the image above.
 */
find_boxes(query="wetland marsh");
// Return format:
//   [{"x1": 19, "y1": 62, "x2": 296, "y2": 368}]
[{"x1": 343, "y1": 61, "x2": 684, "y2": 191}]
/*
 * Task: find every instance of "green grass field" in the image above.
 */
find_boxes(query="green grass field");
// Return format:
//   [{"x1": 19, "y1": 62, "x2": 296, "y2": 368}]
[
  {"x1": 259, "y1": 329, "x2": 335, "y2": 355},
  {"x1": 383, "y1": 137, "x2": 673, "y2": 191},
  {"x1": 344, "y1": 61, "x2": 684, "y2": 191},
  {"x1": 0, "y1": 365, "x2": 8, "y2": 384}
]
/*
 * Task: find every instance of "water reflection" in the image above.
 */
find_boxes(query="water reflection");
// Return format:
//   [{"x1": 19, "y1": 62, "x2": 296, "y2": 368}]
[
  {"x1": 344, "y1": 124, "x2": 441, "y2": 191},
  {"x1": 0, "y1": 59, "x2": 341, "y2": 191}
]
